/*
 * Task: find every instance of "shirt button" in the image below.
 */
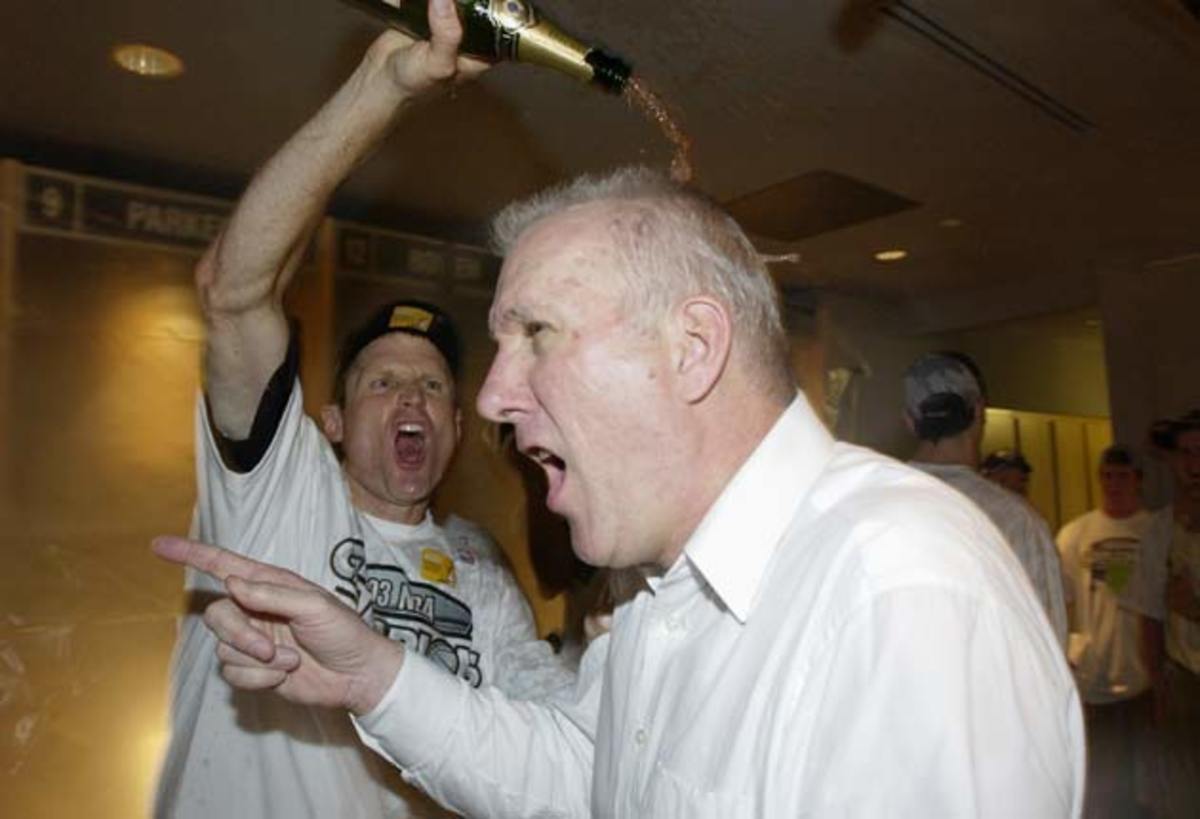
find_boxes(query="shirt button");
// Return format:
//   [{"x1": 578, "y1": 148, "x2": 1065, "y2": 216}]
[{"x1": 634, "y1": 728, "x2": 648, "y2": 745}]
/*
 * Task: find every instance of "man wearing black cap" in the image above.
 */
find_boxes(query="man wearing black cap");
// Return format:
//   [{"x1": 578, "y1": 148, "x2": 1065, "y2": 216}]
[
  {"x1": 155, "y1": 10, "x2": 568, "y2": 817},
  {"x1": 903, "y1": 351, "x2": 1068, "y2": 648},
  {"x1": 981, "y1": 449, "x2": 1033, "y2": 497}
]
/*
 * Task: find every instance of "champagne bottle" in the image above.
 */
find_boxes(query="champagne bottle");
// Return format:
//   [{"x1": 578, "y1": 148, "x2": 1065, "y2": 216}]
[{"x1": 338, "y1": 0, "x2": 632, "y2": 94}]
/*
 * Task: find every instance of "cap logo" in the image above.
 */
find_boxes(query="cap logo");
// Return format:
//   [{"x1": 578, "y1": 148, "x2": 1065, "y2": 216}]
[{"x1": 389, "y1": 306, "x2": 435, "y2": 333}]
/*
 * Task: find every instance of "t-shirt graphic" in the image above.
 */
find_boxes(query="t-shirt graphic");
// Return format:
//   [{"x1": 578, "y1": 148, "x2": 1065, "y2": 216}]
[
  {"x1": 331, "y1": 536, "x2": 483, "y2": 687},
  {"x1": 1088, "y1": 536, "x2": 1139, "y2": 596},
  {"x1": 1056, "y1": 508, "x2": 1155, "y2": 702}
]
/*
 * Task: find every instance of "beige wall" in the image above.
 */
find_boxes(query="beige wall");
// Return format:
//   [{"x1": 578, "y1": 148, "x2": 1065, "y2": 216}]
[
  {"x1": 819, "y1": 292, "x2": 934, "y2": 458},
  {"x1": 2, "y1": 232, "x2": 201, "y2": 818},
  {"x1": 936, "y1": 313, "x2": 1109, "y2": 419}
]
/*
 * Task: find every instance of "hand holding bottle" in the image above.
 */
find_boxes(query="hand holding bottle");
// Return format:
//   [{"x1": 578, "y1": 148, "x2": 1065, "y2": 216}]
[
  {"x1": 344, "y1": 0, "x2": 629, "y2": 93},
  {"x1": 366, "y1": 0, "x2": 489, "y2": 99}
]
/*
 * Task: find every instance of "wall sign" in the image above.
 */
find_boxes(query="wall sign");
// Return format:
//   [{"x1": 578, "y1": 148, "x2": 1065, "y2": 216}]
[
  {"x1": 23, "y1": 167, "x2": 230, "y2": 251},
  {"x1": 334, "y1": 221, "x2": 499, "y2": 293}
]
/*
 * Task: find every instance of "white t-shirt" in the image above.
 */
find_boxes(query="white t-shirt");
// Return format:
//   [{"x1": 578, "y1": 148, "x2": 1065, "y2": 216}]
[
  {"x1": 1056, "y1": 507, "x2": 1156, "y2": 703},
  {"x1": 1130, "y1": 507, "x2": 1200, "y2": 675},
  {"x1": 911, "y1": 461, "x2": 1069, "y2": 648},
  {"x1": 355, "y1": 395, "x2": 1084, "y2": 818},
  {"x1": 155, "y1": 382, "x2": 572, "y2": 818}
]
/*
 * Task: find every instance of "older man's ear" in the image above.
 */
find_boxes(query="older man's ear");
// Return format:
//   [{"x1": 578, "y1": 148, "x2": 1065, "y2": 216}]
[{"x1": 670, "y1": 296, "x2": 732, "y2": 404}]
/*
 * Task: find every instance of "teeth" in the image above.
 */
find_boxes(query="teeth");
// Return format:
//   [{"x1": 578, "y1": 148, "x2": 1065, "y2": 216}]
[
  {"x1": 398, "y1": 423, "x2": 424, "y2": 434},
  {"x1": 527, "y1": 446, "x2": 563, "y2": 468}
]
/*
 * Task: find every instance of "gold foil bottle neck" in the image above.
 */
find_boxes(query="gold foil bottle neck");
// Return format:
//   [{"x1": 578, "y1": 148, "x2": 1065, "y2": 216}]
[{"x1": 515, "y1": 23, "x2": 596, "y2": 84}]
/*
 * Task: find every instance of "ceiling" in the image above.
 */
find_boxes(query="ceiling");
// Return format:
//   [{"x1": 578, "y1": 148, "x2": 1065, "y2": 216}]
[{"x1": 4, "y1": 0, "x2": 1200, "y2": 319}]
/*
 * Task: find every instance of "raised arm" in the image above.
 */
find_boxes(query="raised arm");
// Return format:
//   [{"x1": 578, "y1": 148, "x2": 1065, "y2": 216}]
[{"x1": 200, "y1": 0, "x2": 487, "y2": 437}]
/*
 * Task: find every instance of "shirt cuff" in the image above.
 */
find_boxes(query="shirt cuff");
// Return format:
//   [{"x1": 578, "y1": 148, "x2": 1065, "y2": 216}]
[{"x1": 351, "y1": 649, "x2": 467, "y2": 772}]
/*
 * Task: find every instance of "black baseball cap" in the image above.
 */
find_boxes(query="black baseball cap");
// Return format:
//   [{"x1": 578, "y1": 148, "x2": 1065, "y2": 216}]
[
  {"x1": 981, "y1": 450, "x2": 1031, "y2": 476},
  {"x1": 903, "y1": 352, "x2": 986, "y2": 420},
  {"x1": 1149, "y1": 409, "x2": 1200, "y2": 451},
  {"x1": 1099, "y1": 444, "x2": 1140, "y2": 471},
  {"x1": 334, "y1": 300, "x2": 461, "y2": 400}
]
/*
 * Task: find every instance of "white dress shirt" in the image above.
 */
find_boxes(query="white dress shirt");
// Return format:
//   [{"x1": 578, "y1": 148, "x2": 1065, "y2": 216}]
[{"x1": 356, "y1": 394, "x2": 1085, "y2": 817}]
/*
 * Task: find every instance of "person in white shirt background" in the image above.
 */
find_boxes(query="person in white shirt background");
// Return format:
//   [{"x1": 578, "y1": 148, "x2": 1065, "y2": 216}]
[
  {"x1": 1055, "y1": 445, "x2": 1159, "y2": 818},
  {"x1": 151, "y1": 4, "x2": 1085, "y2": 816},
  {"x1": 903, "y1": 351, "x2": 1069, "y2": 648},
  {"x1": 153, "y1": 10, "x2": 570, "y2": 817},
  {"x1": 1130, "y1": 410, "x2": 1200, "y2": 818},
  {"x1": 1139, "y1": 410, "x2": 1200, "y2": 678}
]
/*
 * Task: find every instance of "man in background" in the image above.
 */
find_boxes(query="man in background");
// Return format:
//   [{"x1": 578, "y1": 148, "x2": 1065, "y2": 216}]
[
  {"x1": 1141, "y1": 410, "x2": 1200, "y2": 675},
  {"x1": 903, "y1": 351, "x2": 1068, "y2": 647},
  {"x1": 155, "y1": 9, "x2": 569, "y2": 817},
  {"x1": 1057, "y1": 445, "x2": 1158, "y2": 817},
  {"x1": 982, "y1": 449, "x2": 1033, "y2": 497},
  {"x1": 1131, "y1": 410, "x2": 1200, "y2": 817}
]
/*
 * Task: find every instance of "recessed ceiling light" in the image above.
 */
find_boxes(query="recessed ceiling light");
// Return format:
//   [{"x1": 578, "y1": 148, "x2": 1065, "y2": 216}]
[
  {"x1": 112, "y1": 44, "x2": 184, "y2": 78},
  {"x1": 873, "y1": 249, "x2": 908, "y2": 262},
  {"x1": 939, "y1": 217, "x2": 963, "y2": 228}
]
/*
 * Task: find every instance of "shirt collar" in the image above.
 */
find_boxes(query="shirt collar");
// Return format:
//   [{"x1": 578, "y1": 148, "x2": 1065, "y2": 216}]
[
  {"x1": 362, "y1": 508, "x2": 435, "y2": 539},
  {"x1": 679, "y1": 392, "x2": 835, "y2": 623}
]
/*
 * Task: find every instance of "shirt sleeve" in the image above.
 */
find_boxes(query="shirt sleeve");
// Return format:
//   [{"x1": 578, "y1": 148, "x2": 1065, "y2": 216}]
[
  {"x1": 352, "y1": 633, "x2": 606, "y2": 818},
  {"x1": 490, "y1": 581, "x2": 578, "y2": 700},
  {"x1": 795, "y1": 584, "x2": 1083, "y2": 818},
  {"x1": 482, "y1": 546, "x2": 578, "y2": 700},
  {"x1": 193, "y1": 368, "x2": 333, "y2": 578},
  {"x1": 207, "y1": 331, "x2": 300, "y2": 473}
]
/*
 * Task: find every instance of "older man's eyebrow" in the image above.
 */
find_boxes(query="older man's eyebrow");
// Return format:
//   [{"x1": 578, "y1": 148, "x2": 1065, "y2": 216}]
[{"x1": 490, "y1": 306, "x2": 536, "y2": 337}]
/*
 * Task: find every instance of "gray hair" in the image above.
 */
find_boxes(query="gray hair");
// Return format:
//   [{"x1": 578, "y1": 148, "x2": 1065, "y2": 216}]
[{"x1": 491, "y1": 167, "x2": 790, "y2": 391}]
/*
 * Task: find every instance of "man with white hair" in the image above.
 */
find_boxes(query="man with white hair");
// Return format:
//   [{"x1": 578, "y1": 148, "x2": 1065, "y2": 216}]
[{"x1": 154, "y1": 11, "x2": 1086, "y2": 815}]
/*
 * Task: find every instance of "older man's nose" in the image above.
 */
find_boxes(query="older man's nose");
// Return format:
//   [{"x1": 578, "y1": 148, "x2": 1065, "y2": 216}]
[
  {"x1": 477, "y1": 364, "x2": 507, "y2": 422},
  {"x1": 477, "y1": 355, "x2": 527, "y2": 423}
]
